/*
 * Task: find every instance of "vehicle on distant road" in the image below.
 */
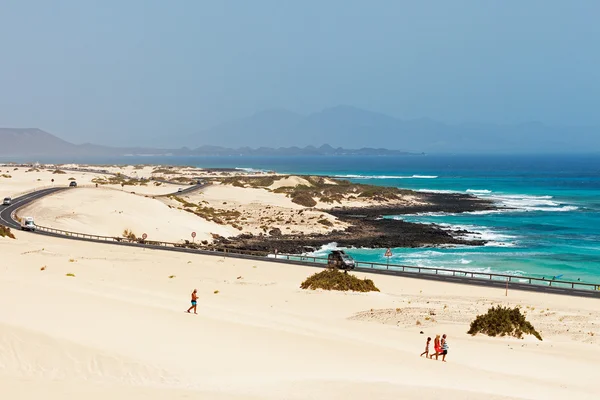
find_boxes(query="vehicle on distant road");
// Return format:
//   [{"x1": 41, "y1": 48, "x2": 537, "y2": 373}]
[
  {"x1": 20, "y1": 216, "x2": 36, "y2": 231},
  {"x1": 327, "y1": 250, "x2": 355, "y2": 270},
  {"x1": 69, "y1": 181, "x2": 77, "y2": 187},
  {"x1": 2, "y1": 197, "x2": 11, "y2": 206},
  {"x1": 178, "y1": 188, "x2": 183, "y2": 192}
]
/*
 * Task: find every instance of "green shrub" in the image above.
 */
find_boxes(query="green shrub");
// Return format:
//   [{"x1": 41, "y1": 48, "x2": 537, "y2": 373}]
[
  {"x1": 317, "y1": 218, "x2": 333, "y2": 227},
  {"x1": 291, "y1": 192, "x2": 317, "y2": 207},
  {"x1": 0, "y1": 225, "x2": 16, "y2": 239},
  {"x1": 300, "y1": 268, "x2": 379, "y2": 292},
  {"x1": 468, "y1": 306, "x2": 542, "y2": 341},
  {"x1": 52, "y1": 169, "x2": 66, "y2": 174}
]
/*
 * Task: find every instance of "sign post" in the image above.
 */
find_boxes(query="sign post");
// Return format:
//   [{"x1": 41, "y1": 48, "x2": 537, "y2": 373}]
[
  {"x1": 191, "y1": 231, "x2": 196, "y2": 243},
  {"x1": 384, "y1": 248, "x2": 392, "y2": 269}
]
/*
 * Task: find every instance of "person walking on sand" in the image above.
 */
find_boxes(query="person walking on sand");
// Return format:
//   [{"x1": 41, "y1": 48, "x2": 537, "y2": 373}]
[
  {"x1": 420, "y1": 337, "x2": 431, "y2": 357},
  {"x1": 441, "y1": 334, "x2": 449, "y2": 362},
  {"x1": 186, "y1": 289, "x2": 198, "y2": 314},
  {"x1": 430, "y1": 334, "x2": 441, "y2": 360}
]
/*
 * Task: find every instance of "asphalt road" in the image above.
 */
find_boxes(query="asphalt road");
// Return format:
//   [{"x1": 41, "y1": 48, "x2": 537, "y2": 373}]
[{"x1": 2, "y1": 187, "x2": 600, "y2": 299}]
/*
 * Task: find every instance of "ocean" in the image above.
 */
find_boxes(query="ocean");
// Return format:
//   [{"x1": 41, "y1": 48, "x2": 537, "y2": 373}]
[{"x1": 6, "y1": 153, "x2": 600, "y2": 283}]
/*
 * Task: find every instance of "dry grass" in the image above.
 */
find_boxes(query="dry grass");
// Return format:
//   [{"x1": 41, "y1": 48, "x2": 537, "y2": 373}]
[
  {"x1": 0, "y1": 225, "x2": 16, "y2": 239},
  {"x1": 66, "y1": 273, "x2": 75, "y2": 277}
]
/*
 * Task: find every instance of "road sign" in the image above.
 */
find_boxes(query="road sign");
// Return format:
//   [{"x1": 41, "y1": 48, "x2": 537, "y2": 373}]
[
  {"x1": 385, "y1": 248, "x2": 392, "y2": 257},
  {"x1": 191, "y1": 232, "x2": 196, "y2": 238},
  {"x1": 142, "y1": 233, "x2": 147, "y2": 240}
]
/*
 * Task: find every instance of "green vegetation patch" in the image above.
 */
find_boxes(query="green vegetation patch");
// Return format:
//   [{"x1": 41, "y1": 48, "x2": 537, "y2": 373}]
[
  {"x1": 221, "y1": 175, "x2": 412, "y2": 207},
  {"x1": 468, "y1": 306, "x2": 542, "y2": 341},
  {"x1": 300, "y1": 268, "x2": 380, "y2": 292},
  {"x1": 52, "y1": 169, "x2": 67, "y2": 174},
  {"x1": 92, "y1": 174, "x2": 148, "y2": 186},
  {"x1": 170, "y1": 196, "x2": 241, "y2": 225},
  {"x1": 220, "y1": 176, "x2": 278, "y2": 188}
]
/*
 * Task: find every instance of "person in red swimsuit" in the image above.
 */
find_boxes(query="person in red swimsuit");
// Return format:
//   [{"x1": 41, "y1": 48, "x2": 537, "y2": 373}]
[{"x1": 430, "y1": 334, "x2": 441, "y2": 360}]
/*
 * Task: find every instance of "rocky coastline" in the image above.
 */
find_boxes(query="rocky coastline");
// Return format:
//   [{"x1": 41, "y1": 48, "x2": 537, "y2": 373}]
[{"x1": 212, "y1": 192, "x2": 497, "y2": 254}]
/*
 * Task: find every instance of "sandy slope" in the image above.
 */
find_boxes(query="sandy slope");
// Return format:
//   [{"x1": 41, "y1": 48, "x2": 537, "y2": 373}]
[
  {"x1": 181, "y1": 183, "x2": 346, "y2": 235},
  {"x1": 0, "y1": 164, "x2": 183, "y2": 197},
  {"x1": 0, "y1": 166, "x2": 107, "y2": 197},
  {"x1": 1, "y1": 231, "x2": 598, "y2": 399},
  {"x1": 17, "y1": 187, "x2": 237, "y2": 242}
]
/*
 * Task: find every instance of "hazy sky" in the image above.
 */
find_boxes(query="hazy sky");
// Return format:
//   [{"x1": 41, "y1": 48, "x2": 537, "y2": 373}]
[{"x1": 1, "y1": 1, "x2": 599, "y2": 146}]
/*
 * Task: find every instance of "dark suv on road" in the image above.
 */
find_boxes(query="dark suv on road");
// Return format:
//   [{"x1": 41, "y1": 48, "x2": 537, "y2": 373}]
[
  {"x1": 327, "y1": 250, "x2": 356, "y2": 270},
  {"x1": 69, "y1": 181, "x2": 77, "y2": 187},
  {"x1": 2, "y1": 197, "x2": 11, "y2": 206}
]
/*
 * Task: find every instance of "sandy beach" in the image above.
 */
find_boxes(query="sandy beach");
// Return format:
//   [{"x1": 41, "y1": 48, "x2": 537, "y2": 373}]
[
  {"x1": 1, "y1": 163, "x2": 599, "y2": 399},
  {"x1": 1, "y1": 230, "x2": 599, "y2": 399}
]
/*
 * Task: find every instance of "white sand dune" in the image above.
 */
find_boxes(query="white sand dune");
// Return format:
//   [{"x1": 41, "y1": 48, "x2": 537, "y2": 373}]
[
  {"x1": 183, "y1": 183, "x2": 345, "y2": 234},
  {"x1": 1, "y1": 231, "x2": 598, "y2": 399},
  {"x1": 18, "y1": 187, "x2": 237, "y2": 242},
  {"x1": 268, "y1": 175, "x2": 312, "y2": 190}
]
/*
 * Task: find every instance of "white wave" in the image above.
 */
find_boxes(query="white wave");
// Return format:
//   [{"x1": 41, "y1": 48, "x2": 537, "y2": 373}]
[
  {"x1": 417, "y1": 189, "x2": 457, "y2": 194},
  {"x1": 434, "y1": 222, "x2": 518, "y2": 247},
  {"x1": 392, "y1": 211, "x2": 454, "y2": 217},
  {"x1": 235, "y1": 167, "x2": 267, "y2": 173},
  {"x1": 463, "y1": 190, "x2": 577, "y2": 213},
  {"x1": 466, "y1": 189, "x2": 492, "y2": 194},
  {"x1": 308, "y1": 242, "x2": 341, "y2": 257},
  {"x1": 334, "y1": 174, "x2": 438, "y2": 179}
]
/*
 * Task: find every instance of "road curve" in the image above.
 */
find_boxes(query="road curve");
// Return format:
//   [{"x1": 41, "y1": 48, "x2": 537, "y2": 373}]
[{"x1": 2, "y1": 187, "x2": 600, "y2": 299}]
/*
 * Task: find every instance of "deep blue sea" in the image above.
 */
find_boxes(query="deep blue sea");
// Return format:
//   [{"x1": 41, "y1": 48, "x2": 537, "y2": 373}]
[{"x1": 6, "y1": 154, "x2": 600, "y2": 283}]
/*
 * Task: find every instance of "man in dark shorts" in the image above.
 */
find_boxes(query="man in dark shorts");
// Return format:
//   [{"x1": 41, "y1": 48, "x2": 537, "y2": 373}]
[
  {"x1": 186, "y1": 289, "x2": 198, "y2": 314},
  {"x1": 441, "y1": 334, "x2": 449, "y2": 362}
]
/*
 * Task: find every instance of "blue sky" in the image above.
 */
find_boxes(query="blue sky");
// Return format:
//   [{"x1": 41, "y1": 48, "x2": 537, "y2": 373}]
[{"x1": 0, "y1": 0, "x2": 599, "y2": 146}]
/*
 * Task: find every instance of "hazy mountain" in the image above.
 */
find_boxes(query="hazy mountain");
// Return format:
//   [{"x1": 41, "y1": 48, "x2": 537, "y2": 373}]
[
  {"x1": 2, "y1": 105, "x2": 598, "y2": 158},
  {"x1": 0, "y1": 128, "x2": 413, "y2": 158},
  {"x1": 192, "y1": 109, "x2": 304, "y2": 148},
  {"x1": 191, "y1": 106, "x2": 599, "y2": 153},
  {"x1": 0, "y1": 128, "x2": 79, "y2": 156}
]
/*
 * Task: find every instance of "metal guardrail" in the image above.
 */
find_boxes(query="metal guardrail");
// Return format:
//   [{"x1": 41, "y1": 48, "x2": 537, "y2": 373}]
[{"x1": 30, "y1": 224, "x2": 600, "y2": 292}]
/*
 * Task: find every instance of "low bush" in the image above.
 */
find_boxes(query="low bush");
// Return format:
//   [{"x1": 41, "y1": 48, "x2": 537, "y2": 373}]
[
  {"x1": 291, "y1": 192, "x2": 317, "y2": 207},
  {"x1": 122, "y1": 229, "x2": 137, "y2": 241},
  {"x1": 52, "y1": 169, "x2": 66, "y2": 174},
  {"x1": 317, "y1": 218, "x2": 333, "y2": 227},
  {"x1": 0, "y1": 225, "x2": 16, "y2": 239},
  {"x1": 300, "y1": 268, "x2": 380, "y2": 292},
  {"x1": 468, "y1": 306, "x2": 542, "y2": 341}
]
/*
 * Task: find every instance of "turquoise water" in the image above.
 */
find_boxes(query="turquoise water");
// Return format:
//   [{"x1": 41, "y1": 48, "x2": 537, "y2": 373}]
[
  {"x1": 9, "y1": 154, "x2": 600, "y2": 283},
  {"x1": 176, "y1": 153, "x2": 599, "y2": 284},
  {"x1": 300, "y1": 155, "x2": 600, "y2": 284}
]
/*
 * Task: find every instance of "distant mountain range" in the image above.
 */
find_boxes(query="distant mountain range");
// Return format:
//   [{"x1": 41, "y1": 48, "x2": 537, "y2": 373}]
[
  {"x1": 0, "y1": 128, "x2": 414, "y2": 158},
  {"x1": 1, "y1": 105, "x2": 598, "y2": 158},
  {"x1": 189, "y1": 106, "x2": 599, "y2": 153}
]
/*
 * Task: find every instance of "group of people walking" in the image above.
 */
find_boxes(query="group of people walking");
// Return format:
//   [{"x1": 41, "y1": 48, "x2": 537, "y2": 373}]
[{"x1": 420, "y1": 334, "x2": 449, "y2": 362}]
